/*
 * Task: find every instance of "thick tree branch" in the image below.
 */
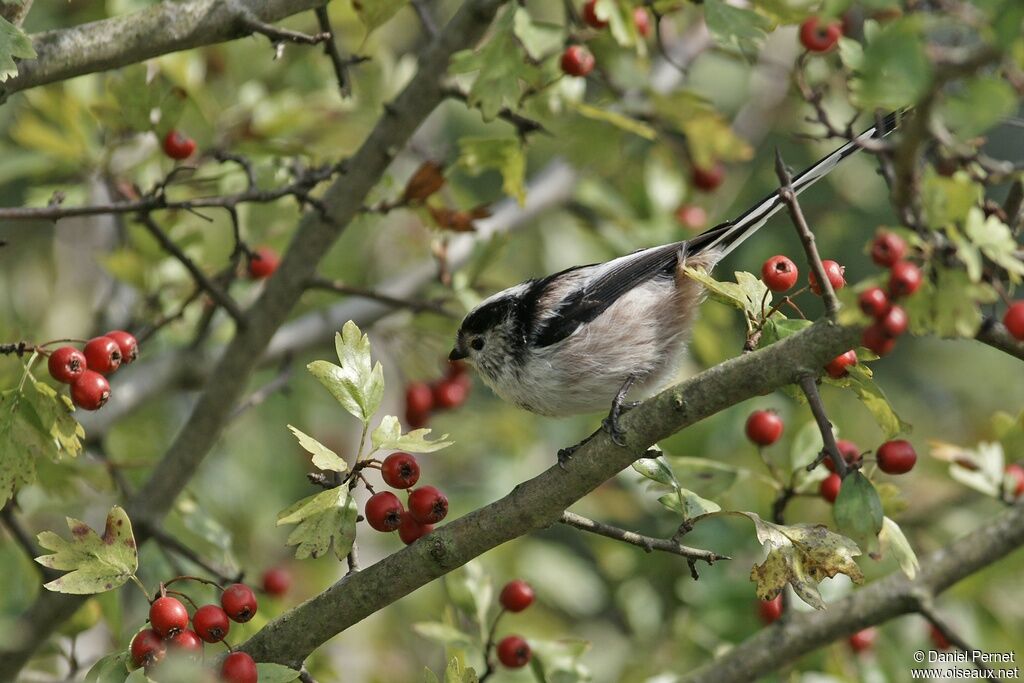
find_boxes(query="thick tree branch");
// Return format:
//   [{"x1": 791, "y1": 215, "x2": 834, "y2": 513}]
[
  {"x1": 684, "y1": 503, "x2": 1024, "y2": 683},
  {"x1": 976, "y1": 319, "x2": 1024, "y2": 362},
  {"x1": 559, "y1": 511, "x2": 728, "y2": 565},
  {"x1": 236, "y1": 320, "x2": 862, "y2": 667},
  {"x1": 0, "y1": 1, "x2": 508, "y2": 677}
]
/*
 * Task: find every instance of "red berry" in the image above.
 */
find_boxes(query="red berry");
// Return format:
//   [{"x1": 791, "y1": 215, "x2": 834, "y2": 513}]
[
  {"x1": 165, "y1": 629, "x2": 202, "y2": 653},
  {"x1": 1003, "y1": 301, "x2": 1024, "y2": 340},
  {"x1": 633, "y1": 7, "x2": 651, "y2": 37},
  {"x1": 497, "y1": 635, "x2": 532, "y2": 669},
  {"x1": 761, "y1": 255, "x2": 799, "y2": 292},
  {"x1": 221, "y1": 651, "x2": 258, "y2": 683},
  {"x1": 825, "y1": 439, "x2": 862, "y2": 472},
  {"x1": 877, "y1": 439, "x2": 917, "y2": 474},
  {"x1": 870, "y1": 231, "x2": 907, "y2": 267},
  {"x1": 104, "y1": 330, "x2": 139, "y2": 364},
  {"x1": 221, "y1": 583, "x2": 258, "y2": 623},
  {"x1": 799, "y1": 16, "x2": 842, "y2": 52},
  {"x1": 408, "y1": 485, "x2": 449, "y2": 525},
  {"x1": 262, "y1": 567, "x2": 291, "y2": 596},
  {"x1": 758, "y1": 595, "x2": 783, "y2": 624},
  {"x1": 879, "y1": 305, "x2": 908, "y2": 337},
  {"x1": 381, "y1": 452, "x2": 421, "y2": 489},
  {"x1": 499, "y1": 580, "x2": 535, "y2": 613},
  {"x1": 692, "y1": 163, "x2": 725, "y2": 192},
  {"x1": 858, "y1": 287, "x2": 891, "y2": 319},
  {"x1": 820, "y1": 473, "x2": 842, "y2": 503},
  {"x1": 825, "y1": 350, "x2": 857, "y2": 379},
  {"x1": 889, "y1": 261, "x2": 922, "y2": 298},
  {"x1": 433, "y1": 380, "x2": 468, "y2": 410},
  {"x1": 162, "y1": 129, "x2": 196, "y2": 160},
  {"x1": 809, "y1": 260, "x2": 846, "y2": 295},
  {"x1": 446, "y1": 360, "x2": 469, "y2": 379},
  {"x1": 365, "y1": 491, "x2": 404, "y2": 532},
  {"x1": 248, "y1": 246, "x2": 279, "y2": 279},
  {"x1": 191, "y1": 604, "x2": 230, "y2": 643},
  {"x1": 848, "y1": 627, "x2": 877, "y2": 653},
  {"x1": 398, "y1": 511, "x2": 433, "y2": 545},
  {"x1": 149, "y1": 596, "x2": 189, "y2": 637},
  {"x1": 405, "y1": 382, "x2": 434, "y2": 415},
  {"x1": 83, "y1": 336, "x2": 122, "y2": 375},
  {"x1": 70, "y1": 371, "x2": 111, "y2": 410},
  {"x1": 47, "y1": 346, "x2": 87, "y2": 384},
  {"x1": 130, "y1": 628, "x2": 165, "y2": 667},
  {"x1": 745, "y1": 410, "x2": 784, "y2": 446},
  {"x1": 406, "y1": 408, "x2": 430, "y2": 429},
  {"x1": 1005, "y1": 464, "x2": 1024, "y2": 497},
  {"x1": 581, "y1": 0, "x2": 607, "y2": 29},
  {"x1": 560, "y1": 45, "x2": 595, "y2": 77},
  {"x1": 930, "y1": 624, "x2": 952, "y2": 650},
  {"x1": 674, "y1": 204, "x2": 707, "y2": 231},
  {"x1": 862, "y1": 324, "x2": 896, "y2": 357}
]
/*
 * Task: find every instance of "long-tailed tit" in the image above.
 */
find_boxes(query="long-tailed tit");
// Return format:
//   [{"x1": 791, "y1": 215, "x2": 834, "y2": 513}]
[{"x1": 449, "y1": 119, "x2": 895, "y2": 460}]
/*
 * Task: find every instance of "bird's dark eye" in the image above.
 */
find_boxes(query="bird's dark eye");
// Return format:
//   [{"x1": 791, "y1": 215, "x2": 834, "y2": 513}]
[{"x1": 470, "y1": 338, "x2": 485, "y2": 351}]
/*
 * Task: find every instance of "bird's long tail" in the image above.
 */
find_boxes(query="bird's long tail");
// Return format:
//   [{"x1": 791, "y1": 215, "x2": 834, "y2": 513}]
[{"x1": 688, "y1": 112, "x2": 901, "y2": 259}]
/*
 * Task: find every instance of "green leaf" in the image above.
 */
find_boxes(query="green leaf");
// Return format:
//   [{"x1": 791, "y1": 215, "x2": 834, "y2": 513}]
[
  {"x1": 370, "y1": 415, "x2": 453, "y2": 453},
  {"x1": 423, "y1": 668, "x2": 441, "y2": 683},
  {"x1": 412, "y1": 622, "x2": 474, "y2": 648},
  {"x1": 288, "y1": 425, "x2": 348, "y2": 473},
  {"x1": 84, "y1": 651, "x2": 129, "y2": 683},
  {"x1": 833, "y1": 364, "x2": 911, "y2": 438},
  {"x1": 443, "y1": 560, "x2": 492, "y2": 636},
  {"x1": 444, "y1": 657, "x2": 478, "y2": 683},
  {"x1": 703, "y1": 0, "x2": 772, "y2": 55},
  {"x1": 512, "y1": 7, "x2": 562, "y2": 60},
  {"x1": 921, "y1": 169, "x2": 982, "y2": 229},
  {"x1": 852, "y1": 18, "x2": 932, "y2": 109},
  {"x1": 529, "y1": 639, "x2": 591, "y2": 683},
  {"x1": 664, "y1": 456, "x2": 741, "y2": 497},
  {"x1": 353, "y1": 0, "x2": 407, "y2": 34},
  {"x1": 569, "y1": 102, "x2": 657, "y2": 140},
  {"x1": 684, "y1": 267, "x2": 771, "y2": 323},
  {"x1": 458, "y1": 136, "x2": 526, "y2": 205},
  {"x1": 277, "y1": 487, "x2": 358, "y2": 561},
  {"x1": 0, "y1": 389, "x2": 39, "y2": 508},
  {"x1": 651, "y1": 91, "x2": 754, "y2": 167},
  {"x1": 308, "y1": 321, "x2": 384, "y2": 424},
  {"x1": 657, "y1": 489, "x2": 721, "y2": 518},
  {"x1": 0, "y1": 15, "x2": 36, "y2": 82},
  {"x1": 788, "y1": 420, "x2": 826, "y2": 473},
  {"x1": 759, "y1": 318, "x2": 814, "y2": 350},
  {"x1": 833, "y1": 471, "x2": 884, "y2": 555},
  {"x1": 22, "y1": 375, "x2": 85, "y2": 459},
  {"x1": 35, "y1": 506, "x2": 139, "y2": 594},
  {"x1": 964, "y1": 207, "x2": 1024, "y2": 283},
  {"x1": 901, "y1": 265, "x2": 998, "y2": 338},
  {"x1": 632, "y1": 456, "x2": 678, "y2": 487},
  {"x1": 879, "y1": 516, "x2": 919, "y2": 579},
  {"x1": 124, "y1": 667, "x2": 149, "y2": 683},
  {"x1": 939, "y1": 76, "x2": 1018, "y2": 139},
  {"x1": 255, "y1": 663, "x2": 302, "y2": 683}
]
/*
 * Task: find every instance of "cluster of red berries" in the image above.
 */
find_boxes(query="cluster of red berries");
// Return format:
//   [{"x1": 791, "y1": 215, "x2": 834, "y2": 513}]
[
  {"x1": 799, "y1": 16, "x2": 842, "y2": 52},
  {"x1": 404, "y1": 361, "x2": 471, "y2": 429},
  {"x1": 47, "y1": 331, "x2": 139, "y2": 410},
  {"x1": 760, "y1": 254, "x2": 847, "y2": 296},
  {"x1": 562, "y1": 1, "x2": 652, "y2": 78},
  {"x1": 130, "y1": 583, "x2": 260, "y2": 682},
  {"x1": 819, "y1": 439, "x2": 917, "y2": 504},
  {"x1": 857, "y1": 231, "x2": 919, "y2": 356},
  {"x1": 494, "y1": 580, "x2": 536, "y2": 669},
  {"x1": 162, "y1": 129, "x2": 197, "y2": 160},
  {"x1": 364, "y1": 453, "x2": 448, "y2": 544}
]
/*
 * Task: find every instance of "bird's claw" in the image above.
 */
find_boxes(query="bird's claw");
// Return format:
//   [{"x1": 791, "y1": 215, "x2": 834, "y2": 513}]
[{"x1": 602, "y1": 415, "x2": 627, "y2": 447}]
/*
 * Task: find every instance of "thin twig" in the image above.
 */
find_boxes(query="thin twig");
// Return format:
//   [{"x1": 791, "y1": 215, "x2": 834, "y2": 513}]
[
  {"x1": 240, "y1": 14, "x2": 330, "y2": 45},
  {"x1": 798, "y1": 375, "x2": 846, "y2": 477},
  {"x1": 559, "y1": 511, "x2": 727, "y2": 565},
  {"x1": 229, "y1": 358, "x2": 294, "y2": 421},
  {"x1": 411, "y1": 0, "x2": 439, "y2": 37},
  {"x1": 478, "y1": 607, "x2": 506, "y2": 682},
  {"x1": 145, "y1": 524, "x2": 241, "y2": 585},
  {"x1": 305, "y1": 277, "x2": 455, "y2": 317},
  {"x1": 314, "y1": 7, "x2": 367, "y2": 98},
  {"x1": 443, "y1": 87, "x2": 548, "y2": 139}
]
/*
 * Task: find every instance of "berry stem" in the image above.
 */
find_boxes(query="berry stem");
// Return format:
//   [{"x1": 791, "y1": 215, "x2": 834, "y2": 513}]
[
  {"x1": 163, "y1": 574, "x2": 226, "y2": 592},
  {"x1": 129, "y1": 574, "x2": 153, "y2": 603},
  {"x1": 478, "y1": 607, "x2": 507, "y2": 682},
  {"x1": 797, "y1": 375, "x2": 847, "y2": 478}
]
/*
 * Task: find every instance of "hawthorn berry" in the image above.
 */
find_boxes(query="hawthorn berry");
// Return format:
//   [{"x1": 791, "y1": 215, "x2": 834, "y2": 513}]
[
  {"x1": 105, "y1": 330, "x2": 139, "y2": 364},
  {"x1": 799, "y1": 16, "x2": 842, "y2": 52},
  {"x1": 83, "y1": 336, "x2": 122, "y2": 375},
  {"x1": 433, "y1": 379, "x2": 468, "y2": 410},
  {"x1": 858, "y1": 287, "x2": 890, "y2": 319},
  {"x1": 633, "y1": 7, "x2": 651, "y2": 37},
  {"x1": 262, "y1": 567, "x2": 291, "y2": 596},
  {"x1": 761, "y1": 255, "x2": 799, "y2": 292},
  {"x1": 382, "y1": 452, "x2": 421, "y2": 489},
  {"x1": 848, "y1": 627, "x2": 877, "y2": 653},
  {"x1": 820, "y1": 473, "x2": 842, "y2": 503},
  {"x1": 398, "y1": 511, "x2": 433, "y2": 545},
  {"x1": 825, "y1": 439, "x2": 862, "y2": 472},
  {"x1": 560, "y1": 45, "x2": 595, "y2": 77},
  {"x1": 365, "y1": 491, "x2": 404, "y2": 532},
  {"x1": 497, "y1": 635, "x2": 532, "y2": 669},
  {"x1": 581, "y1": 0, "x2": 607, "y2": 29},
  {"x1": 406, "y1": 381, "x2": 434, "y2": 415},
  {"x1": 130, "y1": 629, "x2": 165, "y2": 667},
  {"x1": 674, "y1": 204, "x2": 707, "y2": 231},
  {"x1": 149, "y1": 596, "x2": 189, "y2": 637},
  {"x1": 870, "y1": 231, "x2": 907, "y2": 267},
  {"x1": 809, "y1": 260, "x2": 846, "y2": 295},
  {"x1": 499, "y1": 580, "x2": 535, "y2": 613},
  {"x1": 48, "y1": 346, "x2": 87, "y2": 384},
  {"x1": 758, "y1": 595, "x2": 783, "y2": 624},
  {"x1": 191, "y1": 604, "x2": 230, "y2": 643},
  {"x1": 165, "y1": 629, "x2": 203, "y2": 653},
  {"x1": 221, "y1": 651, "x2": 258, "y2": 683},
  {"x1": 877, "y1": 439, "x2": 917, "y2": 475},
  {"x1": 879, "y1": 305, "x2": 908, "y2": 337},
  {"x1": 409, "y1": 485, "x2": 449, "y2": 525},
  {"x1": 825, "y1": 350, "x2": 857, "y2": 379},
  {"x1": 248, "y1": 246, "x2": 279, "y2": 280},
  {"x1": 745, "y1": 410, "x2": 784, "y2": 446},
  {"x1": 1005, "y1": 464, "x2": 1024, "y2": 498},
  {"x1": 406, "y1": 408, "x2": 430, "y2": 429},
  {"x1": 1003, "y1": 301, "x2": 1024, "y2": 340},
  {"x1": 930, "y1": 624, "x2": 952, "y2": 650},
  {"x1": 862, "y1": 324, "x2": 896, "y2": 357},
  {"x1": 692, "y1": 163, "x2": 725, "y2": 192},
  {"x1": 70, "y1": 371, "x2": 111, "y2": 411},
  {"x1": 162, "y1": 129, "x2": 196, "y2": 160},
  {"x1": 889, "y1": 261, "x2": 922, "y2": 298},
  {"x1": 221, "y1": 583, "x2": 258, "y2": 623}
]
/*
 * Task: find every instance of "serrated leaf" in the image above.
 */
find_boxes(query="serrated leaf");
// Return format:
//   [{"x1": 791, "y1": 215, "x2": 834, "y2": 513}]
[
  {"x1": 684, "y1": 267, "x2": 771, "y2": 323},
  {"x1": 288, "y1": 425, "x2": 348, "y2": 473},
  {"x1": 458, "y1": 136, "x2": 526, "y2": 205},
  {"x1": 308, "y1": 321, "x2": 384, "y2": 424},
  {"x1": 879, "y1": 516, "x2": 919, "y2": 579},
  {"x1": 84, "y1": 651, "x2": 129, "y2": 683},
  {"x1": 255, "y1": 663, "x2": 302, "y2": 683},
  {"x1": 412, "y1": 622, "x2": 474, "y2": 647},
  {"x1": 0, "y1": 389, "x2": 39, "y2": 508},
  {"x1": 371, "y1": 415, "x2": 453, "y2": 453},
  {"x1": 352, "y1": 0, "x2": 407, "y2": 34},
  {"x1": 832, "y1": 364, "x2": 911, "y2": 438},
  {"x1": 759, "y1": 317, "x2": 814, "y2": 349},
  {"x1": 703, "y1": 0, "x2": 772, "y2": 55},
  {"x1": 657, "y1": 489, "x2": 721, "y2": 518},
  {"x1": 632, "y1": 456, "x2": 677, "y2": 487},
  {"x1": 852, "y1": 18, "x2": 932, "y2": 109},
  {"x1": 921, "y1": 169, "x2": 981, "y2": 229},
  {"x1": 833, "y1": 471, "x2": 884, "y2": 555},
  {"x1": 277, "y1": 487, "x2": 358, "y2": 561},
  {"x1": 23, "y1": 375, "x2": 84, "y2": 458},
  {"x1": 901, "y1": 265, "x2": 997, "y2": 338},
  {"x1": 36, "y1": 506, "x2": 138, "y2": 594},
  {"x1": 569, "y1": 102, "x2": 657, "y2": 140},
  {"x1": 964, "y1": 207, "x2": 1024, "y2": 283},
  {"x1": 512, "y1": 7, "x2": 562, "y2": 60},
  {"x1": 445, "y1": 656, "x2": 478, "y2": 683},
  {"x1": 0, "y1": 15, "x2": 36, "y2": 82}
]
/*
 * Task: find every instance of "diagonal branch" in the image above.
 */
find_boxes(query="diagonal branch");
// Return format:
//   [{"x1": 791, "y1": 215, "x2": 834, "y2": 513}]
[
  {"x1": 559, "y1": 511, "x2": 728, "y2": 565},
  {"x1": 798, "y1": 375, "x2": 846, "y2": 477}
]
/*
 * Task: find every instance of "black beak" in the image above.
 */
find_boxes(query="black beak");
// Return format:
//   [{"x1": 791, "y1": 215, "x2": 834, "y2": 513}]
[{"x1": 449, "y1": 347, "x2": 468, "y2": 361}]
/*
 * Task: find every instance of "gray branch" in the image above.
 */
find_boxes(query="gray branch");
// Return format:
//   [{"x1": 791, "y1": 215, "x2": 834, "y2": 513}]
[{"x1": 559, "y1": 511, "x2": 727, "y2": 564}]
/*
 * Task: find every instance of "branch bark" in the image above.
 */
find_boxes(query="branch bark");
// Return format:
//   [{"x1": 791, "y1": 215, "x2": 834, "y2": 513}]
[{"x1": 559, "y1": 511, "x2": 728, "y2": 564}]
